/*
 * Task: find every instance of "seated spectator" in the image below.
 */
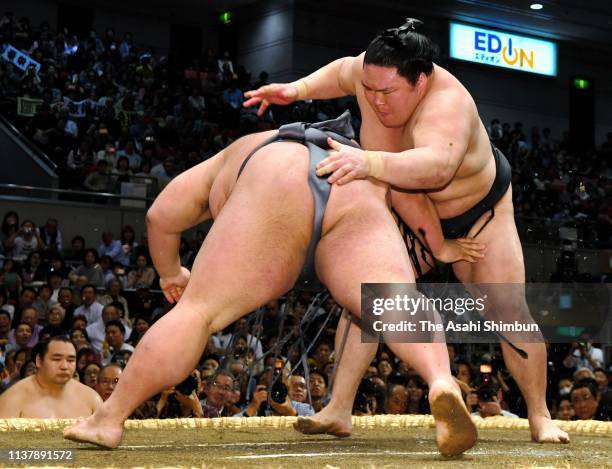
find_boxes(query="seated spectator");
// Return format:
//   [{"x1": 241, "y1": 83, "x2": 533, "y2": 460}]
[
  {"x1": 45, "y1": 303, "x2": 67, "y2": 334},
  {"x1": 406, "y1": 375, "x2": 430, "y2": 414},
  {"x1": 73, "y1": 284, "x2": 104, "y2": 325},
  {"x1": 32, "y1": 284, "x2": 53, "y2": 322},
  {"x1": 594, "y1": 368, "x2": 612, "y2": 410},
  {"x1": 101, "y1": 319, "x2": 134, "y2": 365},
  {"x1": 1, "y1": 211, "x2": 19, "y2": 253},
  {"x1": 5, "y1": 323, "x2": 34, "y2": 354},
  {"x1": 86, "y1": 302, "x2": 132, "y2": 353},
  {"x1": 95, "y1": 363, "x2": 123, "y2": 401},
  {"x1": 96, "y1": 143, "x2": 117, "y2": 167},
  {"x1": 17, "y1": 286, "x2": 37, "y2": 312},
  {"x1": 126, "y1": 316, "x2": 151, "y2": 347},
  {"x1": 83, "y1": 159, "x2": 112, "y2": 192},
  {"x1": 127, "y1": 254, "x2": 156, "y2": 289},
  {"x1": 82, "y1": 362, "x2": 101, "y2": 389},
  {"x1": 47, "y1": 268, "x2": 66, "y2": 303},
  {"x1": 200, "y1": 369, "x2": 234, "y2": 417},
  {"x1": 99, "y1": 255, "x2": 116, "y2": 285},
  {"x1": 21, "y1": 251, "x2": 47, "y2": 285},
  {"x1": 70, "y1": 327, "x2": 92, "y2": 351},
  {"x1": 99, "y1": 279, "x2": 130, "y2": 320},
  {"x1": 111, "y1": 350, "x2": 133, "y2": 368},
  {"x1": 112, "y1": 156, "x2": 132, "y2": 184},
  {"x1": 5, "y1": 220, "x2": 44, "y2": 261},
  {"x1": 383, "y1": 382, "x2": 409, "y2": 415},
  {"x1": 9, "y1": 307, "x2": 42, "y2": 348},
  {"x1": 0, "y1": 259, "x2": 22, "y2": 298},
  {"x1": 71, "y1": 315, "x2": 88, "y2": 331},
  {"x1": 1, "y1": 349, "x2": 31, "y2": 389},
  {"x1": 574, "y1": 367, "x2": 595, "y2": 382},
  {"x1": 377, "y1": 359, "x2": 394, "y2": 383},
  {"x1": 98, "y1": 231, "x2": 129, "y2": 267},
  {"x1": 151, "y1": 157, "x2": 178, "y2": 190},
  {"x1": 76, "y1": 348, "x2": 102, "y2": 374},
  {"x1": 0, "y1": 337, "x2": 102, "y2": 417},
  {"x1": 557, "y1": 396, "x2": 574, "y2": 421},
  {"x1": 308, "y1": 368, "x2": 328, "y2": 412},
  {"x1": 471, "y1": 382, "x2": 519, "y2": 419},
  {"x1": 37, "y1": 218, "x2": 63, "y2": 255},
  {"x1": 199, "y1": 354, "x2": 221, "y2": 380},
  {"x1": 570, "y1": 379, "x2": 610, "y2": 421},
  {"x1": 564, "y1": 336, "x2": 604, "y2": 371},
  {"x1": 64, "y1": 235, "x2": 86, "y2": 263},
  {"x1": 69, "y1": 249, "x2": 106, "y2": 287},
  {"x1": 120, "y1": 225, "x2": 139, "y2": 263},
  {"x1": 0, "y1": 310, "x2": 11, "y2": 344},
  {"x1": 117, "y1": 141, "x2": 141, "y2": 172},
  {"x1": 156, "y1": 372, "x2": 203, "y2": 418},
  {"x1": 220, "y1": 317, "x2": 263, "y2": 360},
  {"x1": 57, "y1": 287, "x2": 77, "y2": 327}
]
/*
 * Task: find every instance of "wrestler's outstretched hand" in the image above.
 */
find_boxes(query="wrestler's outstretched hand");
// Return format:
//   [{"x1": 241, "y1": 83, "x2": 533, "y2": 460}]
[
  {"x1": 434, "y1": 238, "x2": 485, "y2": 264},
  {"x1": 316, "y1": 138, "x2": 370, "y2": 184},
  {"x1": 243, "y1": 83, "x2": 298, "y2": 116},
  {"x1": 160, "y1": 266, "x2": 191, "y2": 303}
]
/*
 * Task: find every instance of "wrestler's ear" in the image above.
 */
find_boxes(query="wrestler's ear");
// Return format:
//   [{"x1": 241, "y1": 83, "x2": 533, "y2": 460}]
[{"x1": 414, "y1": 72, "x2": 428, "y2": 91}]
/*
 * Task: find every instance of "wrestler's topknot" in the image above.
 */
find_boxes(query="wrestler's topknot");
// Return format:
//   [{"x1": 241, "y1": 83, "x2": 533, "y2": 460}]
[{"x1": 364, "y1": 18, "x2": 439, "y2": 85}]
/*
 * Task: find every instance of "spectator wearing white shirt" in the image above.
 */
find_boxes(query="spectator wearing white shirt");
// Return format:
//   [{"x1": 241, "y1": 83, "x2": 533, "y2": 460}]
[
  {"x1": 73, "y1": 284, "x2": 104, "y2": 325},
  {"x1": 87, "y1": 302, "x2": 132, "y2": 353},
  {"x1": 101, "y1": 320, "x2": 135, "y2": 366},
  {"x1": 564, "y1": 338, "x2": 604, "y2": 372}
]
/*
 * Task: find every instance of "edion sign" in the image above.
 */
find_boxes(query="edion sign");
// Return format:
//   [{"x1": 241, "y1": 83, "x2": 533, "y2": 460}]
[{"x1": 450, "y1": 22, "x2": 557, "y2": 77}]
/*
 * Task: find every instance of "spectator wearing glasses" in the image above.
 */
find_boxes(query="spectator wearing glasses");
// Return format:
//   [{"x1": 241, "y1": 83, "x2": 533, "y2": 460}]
[
  {"x1": 95, "y1": 363, "x2": 123, "y2": 401},
  {"x1": 200, "y1": 370, "x2": 234, "y2": 418}
]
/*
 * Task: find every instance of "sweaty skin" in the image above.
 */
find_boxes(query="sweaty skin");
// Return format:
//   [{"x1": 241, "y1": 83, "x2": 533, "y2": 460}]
[
  {"x1": 63, "y1": 130, "x2": 475, "y2": 455},
  {"x1": 244, "y1": 53, "x2": 568, "y2": 444}
]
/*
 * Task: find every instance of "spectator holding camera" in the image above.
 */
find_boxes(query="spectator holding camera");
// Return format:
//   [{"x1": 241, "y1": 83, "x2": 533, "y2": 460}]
[
  {"x1": 5, "y1": 220, "x2": 44, "y2": 261},
  {"x1": 156, "y1": 372, "x2": 203, "y2": 418},
  {"x1": 563, "y1": 336, "x2": 604, "y2": 371},
  {"x1": 471, "y1": 381, "x2": 519, "y2": 419}
]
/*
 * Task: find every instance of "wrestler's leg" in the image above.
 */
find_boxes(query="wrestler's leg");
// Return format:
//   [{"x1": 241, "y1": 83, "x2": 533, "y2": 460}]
[
  {"x1": 297, "y1": 311, "x2": 377, "y2": 436},
  {"x1": 297, "y1": 209, "x2": 435, "y2": 437},
  {"x1": 313, "y1": 184, "x2": 476, "y2": 456},
  {"x1": 453, "y1": 188, "x2": 569, "y2": 444},
  {"x1": 64, "y1": 145, "x2": 313, "y2": 448}
]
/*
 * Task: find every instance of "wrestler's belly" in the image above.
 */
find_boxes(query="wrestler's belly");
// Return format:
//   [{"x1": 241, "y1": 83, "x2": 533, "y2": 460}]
[{"x1": 426, "y1": 166, "x2": 495, "y2": 218}]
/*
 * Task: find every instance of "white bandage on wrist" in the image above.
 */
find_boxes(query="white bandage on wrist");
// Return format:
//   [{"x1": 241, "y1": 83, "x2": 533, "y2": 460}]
[
  {"x1": 366, "y1": 151, "x2": 384, "y2": 178},
  {"x1": 291, "y1": 79, "x2": 308, "y2": 100}
]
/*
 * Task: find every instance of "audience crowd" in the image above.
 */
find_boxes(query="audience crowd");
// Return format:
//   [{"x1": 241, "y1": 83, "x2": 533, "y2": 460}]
[{"x1": 0, "y1": 14, "x2": 610, "y2": 420}]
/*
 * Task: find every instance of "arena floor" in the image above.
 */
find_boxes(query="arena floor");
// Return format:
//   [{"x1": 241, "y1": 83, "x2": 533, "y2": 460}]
[{"x1": 1, "y1": 417, "x2": 610, "y2": 468}]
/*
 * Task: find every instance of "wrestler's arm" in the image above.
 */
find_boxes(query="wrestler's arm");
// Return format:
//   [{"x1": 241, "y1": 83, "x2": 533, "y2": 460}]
[
  {"x1": 243, "y1": 54, "x2": 360, "y2": 113},
  {"x1": 299, "y1": 53, "x2": 361, "y2": 98},
  {"x1": 379, "y1": 92, "x2": 473, "y2": 189},
  {"x1": 146, "y1": 155, "x2": 223, "y2": 279},
  {"x1": 318, "y1": 90, "x2": 473, "y2": 188},
  {"x1": 393, "y1": 191, "x2": 484, "y2": 264}
]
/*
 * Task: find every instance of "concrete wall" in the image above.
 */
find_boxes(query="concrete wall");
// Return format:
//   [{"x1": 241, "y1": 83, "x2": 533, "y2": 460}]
[{"x1": 237, "y1": 0, "x2": 295, "y2": 82}]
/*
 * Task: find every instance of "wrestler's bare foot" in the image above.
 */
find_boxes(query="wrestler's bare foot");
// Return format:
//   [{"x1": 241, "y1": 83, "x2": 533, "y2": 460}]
[
  {"x1": 429, "y1": 379, "x2": 477, "y2": 457},
  {"x1": 530, "y1": 414, "x2": 570, "y2": 443},
  {"x1": 63, "y1": 412, "x2": 123, "y2": 449},
  {"x1": 293, "y1": 405, "x2": 352, "y2": 438}
]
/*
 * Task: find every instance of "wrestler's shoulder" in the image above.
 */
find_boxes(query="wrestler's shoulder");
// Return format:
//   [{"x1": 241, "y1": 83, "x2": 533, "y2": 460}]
[{"x1": 0, "y1": 377, "x2": 35, "y2": 401}]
